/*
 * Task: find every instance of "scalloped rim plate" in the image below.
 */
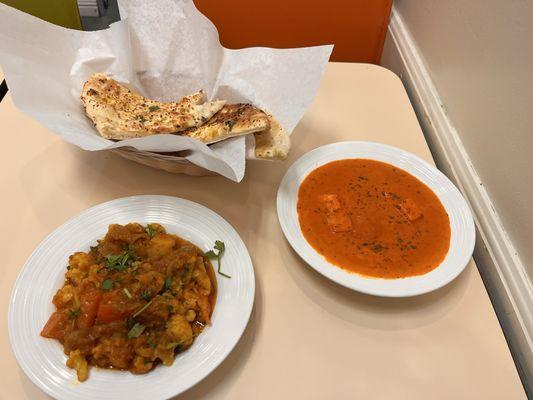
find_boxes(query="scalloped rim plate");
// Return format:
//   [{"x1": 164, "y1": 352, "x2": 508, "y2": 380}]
[
  {"x1": 8, "y1": 195, "x2": 255, "y2": 400},
  {"x1": 277, "y1": 141, "x2": 475, "y2": 297}
]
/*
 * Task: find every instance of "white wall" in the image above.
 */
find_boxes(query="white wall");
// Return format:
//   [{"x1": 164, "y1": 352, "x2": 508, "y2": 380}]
[
  {"x1": 381, "y1": 0, "x2": 533, "y2": 389},
  {"x1": 388, "y1": 0, "x2": 533, "y2": 276}
]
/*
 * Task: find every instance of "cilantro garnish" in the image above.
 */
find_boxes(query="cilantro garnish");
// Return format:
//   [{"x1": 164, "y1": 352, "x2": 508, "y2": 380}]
[
  {"x1": 105, "y1": 248, "x2": 136, "y2": 271},
  {"x1": 205, "y1": 240, "x2": 230, "y2": 278},
  {"x1": 145, "y1": 224, "x2": 158, "y2": 238}
]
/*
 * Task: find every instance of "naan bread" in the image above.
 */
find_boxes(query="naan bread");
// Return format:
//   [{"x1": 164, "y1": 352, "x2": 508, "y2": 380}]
[
  {"x1": 81, "y1": 73, "x2": 225, "y2": 140},
  {"x1": 253, "y1": 114, "x2": 291, "y2": 160},
  {"x1": 183, "y1": 104, "x2": 270, "y2": 144}
]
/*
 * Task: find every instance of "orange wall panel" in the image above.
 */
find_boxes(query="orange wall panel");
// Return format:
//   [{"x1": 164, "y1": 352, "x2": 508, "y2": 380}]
[{"x1": 194, "y1": 0, "x2": 392, "y2": 63}]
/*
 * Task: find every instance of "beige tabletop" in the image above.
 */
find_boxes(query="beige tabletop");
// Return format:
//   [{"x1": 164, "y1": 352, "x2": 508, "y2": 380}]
[{"x1": 0, "y1": 63, "x2": 525, "y2": 399}]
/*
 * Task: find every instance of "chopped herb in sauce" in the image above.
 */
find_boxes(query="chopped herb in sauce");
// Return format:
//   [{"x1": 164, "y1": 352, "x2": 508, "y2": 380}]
[
  {"x1": 132, "y1": 299, "x2": 153, "y2": 318},
  {"x1": 127, "y1": 322, "x2": 146, "y2": 339},
  {"x1": 101, "y1": 278, "x2": 114, "y2": 291},
  {"x1": 164, "y1": 276, "x2": 173, "y2": 291},
  {"x1": 140, "y1": 289, "x2": 152, "y2": 301}
]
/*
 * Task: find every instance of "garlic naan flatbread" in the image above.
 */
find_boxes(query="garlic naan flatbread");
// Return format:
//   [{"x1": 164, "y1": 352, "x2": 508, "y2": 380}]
[
  {"x1": 81, "y1": 73, "x2": 225, "y2": 140},
  {"x1": 183, "y1": 104, "x2": 269, "y2": 144}
]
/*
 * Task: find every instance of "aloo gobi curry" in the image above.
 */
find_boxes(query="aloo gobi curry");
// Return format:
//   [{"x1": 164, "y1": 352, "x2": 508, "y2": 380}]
[
  {"x1": 297, "y1": 159, "x2": 451, "y2": 279},
  {"x1": 41, "y1": 223, "x2": 217, "y2": 381}
]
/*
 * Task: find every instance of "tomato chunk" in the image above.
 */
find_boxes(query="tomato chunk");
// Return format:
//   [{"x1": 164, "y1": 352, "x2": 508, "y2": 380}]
[
  {"x1": 41, "y1": 311, "x2": 68, "y2": 340},
  {"x1": 96, "y1": 292, "x2": 130, "y2": 324},
  {"x1": 78, "y1": 290, "x2": 102, "y2": 329},
  {"x1": 97, "y1": 303, "x2": 130, "y2": 323}
]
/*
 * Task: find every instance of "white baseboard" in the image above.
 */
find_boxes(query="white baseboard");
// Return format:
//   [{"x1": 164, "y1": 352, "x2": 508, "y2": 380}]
[{"x1": 382, "y1": 7, "x2": 533, "y2": 390}]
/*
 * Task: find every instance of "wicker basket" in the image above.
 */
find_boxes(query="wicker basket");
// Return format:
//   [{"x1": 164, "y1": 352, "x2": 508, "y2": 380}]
[{"x1": 111, "y1": 147, "x2": 215, "y2": 176}]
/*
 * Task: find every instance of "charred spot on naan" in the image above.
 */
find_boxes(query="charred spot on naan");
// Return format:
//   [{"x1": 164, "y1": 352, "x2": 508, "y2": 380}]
[{"x1": 181, "y1": 104, "x2": 269, "y2": 144}]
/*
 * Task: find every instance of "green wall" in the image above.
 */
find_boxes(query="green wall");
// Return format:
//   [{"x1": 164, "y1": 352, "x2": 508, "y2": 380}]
[{"x1": 1, "y1": 0, "x2": 82, "y2": 29}]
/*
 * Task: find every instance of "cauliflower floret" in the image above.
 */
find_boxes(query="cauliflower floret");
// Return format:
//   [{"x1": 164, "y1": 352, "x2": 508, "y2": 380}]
[
  {"x1": 166, "y1": 314, "x2": 193, "y2": 346},
  {"x1": 65, "y1": 267, "x2": 86, "y2": 286},
  {"x1": 131, "y1": 355, "x2": 153, "y2": 374},
  {"x1": 193, "y1": 264, "x2": 211, "y2": 295},
  {"x1": 87, "y1": 264, "x2": 102, "y2": 280},
  {"x1": 155, "y1": 347, "x2": 176, "y2": 366},
  {"x1": 69, "y1": 252, "x2": 92, "y2": 269},
  {"x1": 92, "y1": 337, "x2": 131, "y2": 369},
  {"x1": 196, "y1": 295, "x2": 211, "y2": 324},
  {"x1": 66, "y1": 350, "x2": 88, "y2": 382},
  {"x1": 52, "y1": 284, "x2": 76, "y2": 308}
]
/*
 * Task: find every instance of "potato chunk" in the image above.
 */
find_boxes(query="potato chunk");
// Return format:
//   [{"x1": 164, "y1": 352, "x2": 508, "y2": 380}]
[
  {"x1": 52, "y1": 284, "x2": 76, "y2": 308},
  {"x1": 166, "y1": 314, "x2": 193, "y2": 346},
  {"x1": 147, "y1": 234, "x2": 176, "y2": 260}
]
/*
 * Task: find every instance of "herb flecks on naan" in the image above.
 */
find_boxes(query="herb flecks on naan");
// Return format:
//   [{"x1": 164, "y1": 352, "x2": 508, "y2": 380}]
[
  {"x1": 81, "y1": 73, "x2": 225, "y2": 140},
  {"x1": 253, "y1": 114, "x2": 291, "y2": 161},
  {"x1": 80, "y1": 73, "x2": 293, "y2": 161},
  {"x1": 183, "y1": 104, "x2": 270, "y2": 144}
]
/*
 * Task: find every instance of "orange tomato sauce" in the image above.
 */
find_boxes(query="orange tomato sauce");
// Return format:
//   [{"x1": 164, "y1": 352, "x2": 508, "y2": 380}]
[{"x1": 297, "y1": 159, "x2": 450, "y2": 279}]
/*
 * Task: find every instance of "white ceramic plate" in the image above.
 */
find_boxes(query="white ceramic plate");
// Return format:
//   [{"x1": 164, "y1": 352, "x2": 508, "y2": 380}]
[
  {"x1": 277, "y1": 141, "x2": 475, "y2": 297},
  {"x1": 8, "y1": 195, "x2": 255, "y2": 400}
]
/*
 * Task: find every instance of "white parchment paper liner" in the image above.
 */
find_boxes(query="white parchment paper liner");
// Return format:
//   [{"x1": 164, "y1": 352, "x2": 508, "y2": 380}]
[{"x1": 0, "y1": 0, "x2": 332, "y2": 181}]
